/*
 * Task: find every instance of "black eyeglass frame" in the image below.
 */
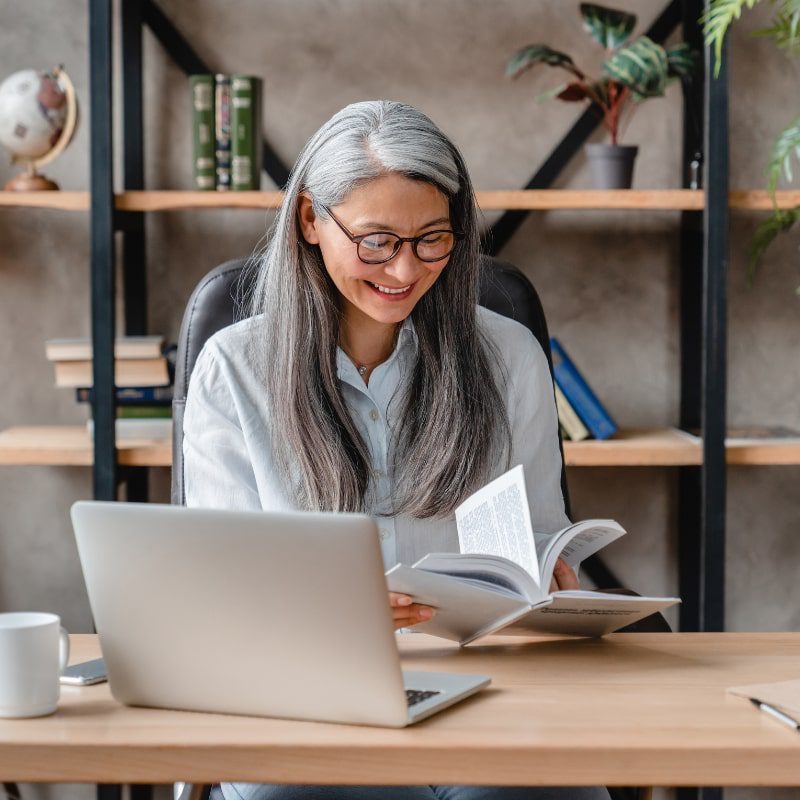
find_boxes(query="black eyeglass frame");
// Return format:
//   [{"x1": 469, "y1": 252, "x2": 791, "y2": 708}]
[{"x1": 321, "y1": 205, "x2": 462, "y2": 265}]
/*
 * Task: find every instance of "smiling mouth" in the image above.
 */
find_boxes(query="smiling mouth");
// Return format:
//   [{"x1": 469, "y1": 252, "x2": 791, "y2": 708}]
[{"x1": 365, "y1": 280, "x2": 415, "y2": 300}]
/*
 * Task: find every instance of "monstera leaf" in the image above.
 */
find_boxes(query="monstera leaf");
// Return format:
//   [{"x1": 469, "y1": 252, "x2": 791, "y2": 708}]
[
  {"x1": 580, "y1": 3, "x2": 637, "y2": 49},
  {"x1": 506, "y1": 44, "x2": 585, "y2": 80},
  {"x1": 603, "y1": 36, "x2": 671, "y2": 100}
]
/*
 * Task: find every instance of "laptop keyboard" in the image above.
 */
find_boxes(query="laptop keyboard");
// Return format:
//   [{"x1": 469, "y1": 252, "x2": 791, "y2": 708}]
[{"x1": 406, "y1": 689, "x2": 441, "y2": 707}]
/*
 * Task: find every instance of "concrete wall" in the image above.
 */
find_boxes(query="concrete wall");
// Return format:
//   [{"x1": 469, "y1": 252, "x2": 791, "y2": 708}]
[{"x1": 0, "y1": 1, "x2": 798, "y2": 798}]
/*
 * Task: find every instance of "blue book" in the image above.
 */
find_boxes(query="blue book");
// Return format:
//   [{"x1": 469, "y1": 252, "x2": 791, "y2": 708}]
[
  {"x1": 549, "y1": 338, "x2": 617, "y2": 440},
  {"x1": 75, "y1": 386, "x2": 173, "y2": 405}
]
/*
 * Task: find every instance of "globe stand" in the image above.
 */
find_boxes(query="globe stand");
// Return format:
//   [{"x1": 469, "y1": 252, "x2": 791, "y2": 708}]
[{"x1": 5, "y1": 167, "x2": 59, "y2": 191}]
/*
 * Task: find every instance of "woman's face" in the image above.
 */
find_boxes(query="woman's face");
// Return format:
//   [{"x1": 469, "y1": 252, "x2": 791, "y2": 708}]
[{"x1": 298, "y1": 173, "x2": 452, "y2": 328}]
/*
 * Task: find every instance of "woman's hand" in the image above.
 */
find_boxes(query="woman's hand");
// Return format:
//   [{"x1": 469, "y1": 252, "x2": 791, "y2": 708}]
[
  {"x1": 389, "y1": 592, "x2": 436, "y2": 630},
  {"x1": 549, "y1": 558, "x2": 580, "y2": 592}
]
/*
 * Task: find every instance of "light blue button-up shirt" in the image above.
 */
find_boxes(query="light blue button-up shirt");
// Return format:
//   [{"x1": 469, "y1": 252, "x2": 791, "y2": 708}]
[{"x1": 183, "y1": 306, "x2": 570, "y2": 568}]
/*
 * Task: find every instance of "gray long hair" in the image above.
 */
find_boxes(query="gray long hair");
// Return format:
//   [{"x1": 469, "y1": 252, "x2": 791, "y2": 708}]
[{"x1": 247, "y1": 100, "x2": 510, "y2": 518}]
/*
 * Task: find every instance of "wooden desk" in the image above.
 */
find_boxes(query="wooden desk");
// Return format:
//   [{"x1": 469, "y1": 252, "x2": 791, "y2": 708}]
[{"x1": 0, "y1": 634, "x2": 798, "y2": 786}]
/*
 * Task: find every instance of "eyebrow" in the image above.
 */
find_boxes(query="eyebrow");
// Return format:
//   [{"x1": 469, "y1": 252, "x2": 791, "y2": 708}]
[{"x1": 356, "y1": 216, "x2": 452, "y2": 231}]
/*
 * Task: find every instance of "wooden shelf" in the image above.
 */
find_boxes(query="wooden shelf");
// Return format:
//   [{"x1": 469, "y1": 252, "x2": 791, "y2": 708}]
[
  {"x1": 115, "y1": 190, "x2": 284, "y2": 211},
  {"x1": 1, "y1": 425, "x2": 797, "y2": 468},
  {"x1": 114, "y1": 189, "x2": 705, "y2": 212},
  {"x1": 0, "y1": 191, "x2": 89, "y2": 210},
  {"x1": 564, "y1": 427, "x2": 702, "y2": 466},
  {"x1": 0, "y1": 426, "x2": 171, "y2": 467},
  {"x1": 2, "y1": 189, "x2": 796, "y2": 213},
  {"x1": 477, "y1": 190, "x2": 704, "y2": 210},
  {"x1": 725, "y1": 435, "x2": 800, "y2": 465},
  {"x1": 729, "y1": 190, "x2": 800, "y2": 210},
  {"x1": 107, "y1": 189, "x2": 800, "y2": 211}
]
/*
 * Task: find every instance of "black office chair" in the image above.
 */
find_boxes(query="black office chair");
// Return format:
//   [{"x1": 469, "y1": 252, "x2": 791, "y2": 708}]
[{"x1": 171, "y1": 254, "x2": 661, "y2": 800}]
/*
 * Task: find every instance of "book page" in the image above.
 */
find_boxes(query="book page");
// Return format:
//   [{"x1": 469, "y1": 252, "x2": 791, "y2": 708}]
[
  {"x1": 454, "y1": 464, "x2": 539, "y2": 584},
  {"x1": 537, "y1": 520, "x2": 625, "y2": 588},
  {"x1": 415, "y1": 552, "x2": 542, "y2": 602}
]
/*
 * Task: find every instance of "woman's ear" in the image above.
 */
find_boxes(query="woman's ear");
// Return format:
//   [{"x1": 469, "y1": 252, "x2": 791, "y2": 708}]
[{"x1": 297, "y1": 193, "x2": 320, "y2": 245}]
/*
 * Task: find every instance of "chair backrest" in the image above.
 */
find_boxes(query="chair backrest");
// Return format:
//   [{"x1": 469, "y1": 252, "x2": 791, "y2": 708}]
[{"x1": 171, "y1": 255, "x2": 571, "y2": 517}]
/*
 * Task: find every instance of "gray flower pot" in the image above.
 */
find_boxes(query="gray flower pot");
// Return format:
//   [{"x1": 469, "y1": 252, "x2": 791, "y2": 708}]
[{"x1": 585, "y1": 144, "x2": 639, "y2": 189}]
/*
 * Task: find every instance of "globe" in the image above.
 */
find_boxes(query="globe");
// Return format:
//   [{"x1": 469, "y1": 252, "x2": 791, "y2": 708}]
[{"x1": 0, "y1": 65, "x2": 78, "y2": 191}]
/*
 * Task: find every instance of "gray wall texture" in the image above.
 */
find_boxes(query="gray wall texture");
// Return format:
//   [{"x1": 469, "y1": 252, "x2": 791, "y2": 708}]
[{"x1": 0, "y1": 1, "x2": 798, "y2": 798}]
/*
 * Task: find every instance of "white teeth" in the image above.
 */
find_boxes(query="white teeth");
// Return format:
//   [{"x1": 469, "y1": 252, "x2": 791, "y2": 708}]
[{"x1": 369, "y1": 282, "x2": 411, "y2": 295}]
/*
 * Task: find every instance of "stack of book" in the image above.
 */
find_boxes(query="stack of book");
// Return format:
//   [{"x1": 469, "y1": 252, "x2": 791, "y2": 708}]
[
  {"x1": 45, "y1": 335, "x2": 173, "y2": 441},
  {"x1": 550, "y1": 337, "x2": 617, "y2": 442},
  {"x1": 191, "y1": 73, "x2": 263, "y2": 191}
]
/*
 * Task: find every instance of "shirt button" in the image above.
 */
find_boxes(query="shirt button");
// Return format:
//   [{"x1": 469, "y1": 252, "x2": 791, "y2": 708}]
[
  {"x1": 378, "y1": 528, "x2": 390, "y2": 542},
  {"x1": 373, "y1": 469, "x2": 385, "y2": 479},
  {"x1": 369, "y1": 409, "x2": 380, "y2": 422}
]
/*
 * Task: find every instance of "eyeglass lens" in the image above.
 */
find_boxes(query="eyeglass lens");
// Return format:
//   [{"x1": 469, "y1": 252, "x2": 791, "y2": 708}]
[{"x1": 358, "y1": 231, "x2": 455, "y2": 264}]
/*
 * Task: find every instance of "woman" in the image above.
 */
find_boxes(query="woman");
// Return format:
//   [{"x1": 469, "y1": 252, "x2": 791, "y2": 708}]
[{"x1": 184, "y1": 100, "x2": 605, "y2": 800}]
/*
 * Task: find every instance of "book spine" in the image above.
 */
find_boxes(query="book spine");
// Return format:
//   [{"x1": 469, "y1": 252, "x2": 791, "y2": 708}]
[
  {"x1": 231, "y1": 75, "x2": 260, "y2": 190},
  {"x1": 554, "y1": 384, "x2": 590, "y2": 442},
  {"x1": 76, "y1": 387, "x2": 173, "y2": 405},
  {"x1": 117, "y1": 405, "x2": 173, "y2": 419},
  {"x1": 87, "y1": 406, "x2": 172, "y2": 419},
  {"x1": 253, "y1": 77, "x2": 263, "y2": 187},
  {"x1": 214, "y1": 75, "x2": 232, "y2": 191},
  {"x1": 549, "y1": 337, "x2": 617, "y2": 440},
  {"x1": 190, "y1": 75, "x2": 215, "y2": 190}
]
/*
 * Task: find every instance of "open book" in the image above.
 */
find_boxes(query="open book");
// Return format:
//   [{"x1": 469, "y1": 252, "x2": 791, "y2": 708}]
[{"x1": 385, "y1": 465, "x2": 680, "y2": 645}]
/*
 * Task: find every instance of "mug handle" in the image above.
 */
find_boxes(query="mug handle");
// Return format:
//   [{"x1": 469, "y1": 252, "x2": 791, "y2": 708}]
[{"x1": 59, "y1": 626, "x2": 71, "y2": 673}]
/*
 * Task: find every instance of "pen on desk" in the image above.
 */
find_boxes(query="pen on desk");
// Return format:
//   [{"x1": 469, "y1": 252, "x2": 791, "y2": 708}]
[{"x1": 751, "y1": 698, "x2": 800, "y2": 731}]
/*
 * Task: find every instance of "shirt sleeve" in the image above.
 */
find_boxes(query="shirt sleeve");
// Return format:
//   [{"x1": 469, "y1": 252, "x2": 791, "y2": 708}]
[
  {"x1": 507, "y1": 331, "x2": 572, "y2": 534},
  {"x1": 182, "y1": 341, "x2": 262, "y2": 511}
]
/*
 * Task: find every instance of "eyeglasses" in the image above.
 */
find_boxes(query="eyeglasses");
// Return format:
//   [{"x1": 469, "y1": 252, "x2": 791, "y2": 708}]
[{"x1": 322, "y1": 205, "x2": 460, "y2": 265}]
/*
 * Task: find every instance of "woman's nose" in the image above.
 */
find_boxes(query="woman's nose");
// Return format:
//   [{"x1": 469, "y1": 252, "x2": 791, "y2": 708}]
[{"x1": 383, "y1": 242, "x2": 425, "y2": 283}]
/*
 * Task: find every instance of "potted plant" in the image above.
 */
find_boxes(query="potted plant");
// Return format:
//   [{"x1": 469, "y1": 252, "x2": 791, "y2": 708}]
[
  {"x1": 704, "y1": 0, "x2": 799, "y2": 291},
  {"x1": 506, "y1": 3, "x2": 697, "y2": 189}
]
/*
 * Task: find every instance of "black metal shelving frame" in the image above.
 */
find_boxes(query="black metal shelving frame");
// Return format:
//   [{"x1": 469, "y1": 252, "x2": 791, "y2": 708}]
[
  {"x1": 89, "y1": 0, "x2": 729, "y2": 622},
  {"x1": 87, "y1": 1, "x2": 729, "y2": 793}
]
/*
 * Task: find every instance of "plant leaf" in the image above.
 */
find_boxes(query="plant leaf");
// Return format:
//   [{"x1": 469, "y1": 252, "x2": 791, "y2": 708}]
[
  {"x1": 701, "y1": 0, "x2": 760, "y2": 77},
  {"x1": 557, "y1": 82, "x2": 592, "y2": 101},
  {"x1": 580, "y1": 3, "x2": 637, "y2": 49},
  {"x1": 535, "y1": 83, "x2": 570, "y2": 102},
  {"x1": 666, "y1": 43, "x2": 700, "y2": 78},
  {"x1": 587, "y1": 79, "x2": 613, "y2": 107},
  {"x1": 603, "y1": 36, "x2": 670, "y2": 98},
  {"x1": 747, "y1": 206, "x2": 800, "y2": 289},
  {"x1": 754, "y1": 0, "x2": 800, "y2": 53},
  {"x1": 506, "y1": 44, "x2": 584, "y2": 80},
  {"x1": 767, "y1": 117, "x2": 800, "y2": 194}
]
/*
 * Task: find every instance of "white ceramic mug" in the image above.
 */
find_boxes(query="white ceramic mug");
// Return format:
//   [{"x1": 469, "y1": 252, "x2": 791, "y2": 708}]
[{"x1": 0, "y1": 612, "x2": 70, "y2": 718}]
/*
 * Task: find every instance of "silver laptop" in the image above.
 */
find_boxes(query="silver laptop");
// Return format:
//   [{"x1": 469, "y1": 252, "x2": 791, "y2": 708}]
[{"x1": 70, "y1": 501, "x2": 489, "y2": 727}]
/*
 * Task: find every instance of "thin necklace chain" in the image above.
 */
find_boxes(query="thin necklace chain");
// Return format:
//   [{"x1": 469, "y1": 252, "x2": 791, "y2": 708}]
[{"x1": 341, "y1": 325, "x2": 400, "y2": 376}]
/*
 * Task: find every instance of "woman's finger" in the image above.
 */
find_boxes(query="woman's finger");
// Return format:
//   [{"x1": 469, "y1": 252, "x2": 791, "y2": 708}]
[
  {"x1": 389, "y1": 592, "x2": 414, "y2": 608},
  {"x1": 392, "y1": 604, "x2": 435, "y2": 628},
  {"x1": 393, "y1": 603, "x2": 435, "y2": 621},
  {"x1": 550, "y1": 557, "x2": 580, "y2": 591}
]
